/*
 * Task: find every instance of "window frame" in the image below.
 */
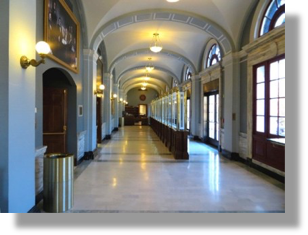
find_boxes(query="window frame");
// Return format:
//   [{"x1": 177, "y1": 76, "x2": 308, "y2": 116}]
[
  {"x1": 206, "y1": 44, "x2": 221, "y2": 68},
  {"x1": 259, "y1": 0, "x2": 285, "y2": 37},
  {"x1": 253, "y1": 54, "x2": 285, "y2": 138}
]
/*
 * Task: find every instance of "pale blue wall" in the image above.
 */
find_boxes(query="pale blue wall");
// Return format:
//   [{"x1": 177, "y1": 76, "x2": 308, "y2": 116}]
[
  {"x1": 0, "y1": 0, "x2": 37, "y2": 213},
  {"x1": 35, "y1": 0, "x2": 85, "y2": 150},
  {"x1": 0, "y1": 0, "x2": 10, "y2": 213},
  {"x1": 127, "y1": 88, "x2": 158, "y2": 108}
]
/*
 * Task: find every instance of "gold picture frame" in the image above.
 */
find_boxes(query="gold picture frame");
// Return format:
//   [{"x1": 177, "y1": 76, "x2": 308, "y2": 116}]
[{"x1": 44, "y1": 0, "x2": 80, "y2": 73}]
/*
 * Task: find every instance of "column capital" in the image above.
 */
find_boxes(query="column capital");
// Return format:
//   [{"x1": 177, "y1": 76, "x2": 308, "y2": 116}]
[
  {"x1": 103, "y1": 73, "x2": 112, "y2": 81},
  {"x1": 83, "y1": 49, "x2": 99, "y2": 61},
  {"x1": 191, "y1": 75, "x2": 201, "y2": 81}
]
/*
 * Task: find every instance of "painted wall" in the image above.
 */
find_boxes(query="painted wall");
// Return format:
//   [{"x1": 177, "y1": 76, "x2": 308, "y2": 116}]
[
  {"x1": 0, "y1": 0, "x2": 37, "y2": 213},
  {"x1": 35, "y1": 0, "x2": 85, "y2": 150},
  {"x1": 127, "y1": 88, "x2": 158, "y2": 108},
  {"x1": 240, "y1": 60, "x2": 248, "y2": 133},
  {"x1": 0, "y1": 0, "x2": 10, "y2": 213}
]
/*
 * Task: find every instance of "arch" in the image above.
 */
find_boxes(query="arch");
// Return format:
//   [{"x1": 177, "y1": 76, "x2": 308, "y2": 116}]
[
  {"x1": 117, "y1": 65, "x2": 179, "y2": 85},
  {"x1": 201, "y1": 38, "x2": 222, "y2": 70},
  {"x1": 90, "y1": 9, "x2": 234, "y2": 55},
  {"x1": 123, "y1": 83, "x2": 162, "y2": 95},
  {"x1": 120, "y1": 74, "x2": 171, "y2": 90},
  {"x1": 109, "y1": 48, "x2": 197, "y2": 75},
  {"x1": 259, "y1": 0, "x2": 285, "y2": 37},
  {"x1": 42, "y1": 68, "x2": 78, "y2": 162},
  {"x1": 250, "y1": 0, "x2": 285, "y2": 42}
]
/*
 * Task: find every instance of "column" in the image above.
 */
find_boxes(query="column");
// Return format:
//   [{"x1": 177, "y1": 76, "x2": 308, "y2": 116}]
[
  {"x1": 118, "y1": 88, "x2": 125, "y2": 116},
  {"x1": 0, "y1": 0, "x2": 37, "y2": 213},
  {"x1": 113, "y1": 84, "x2": 119, "y2": 130},
  {"x1": 190, "y1": 75, "x2": 201, "y2": 138},
  {"x1": 103, "y1": 73, "x2": 112, "y2": 138},
  {"x1": 83, "y1": 49, "x2": 98, "y2": 151},
  {"x1": 222, "y1": 53, "x2": 240, "y2": 156}
]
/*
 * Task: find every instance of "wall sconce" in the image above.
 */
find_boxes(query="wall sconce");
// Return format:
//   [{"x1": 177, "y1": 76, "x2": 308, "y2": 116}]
[
  {"x1": 20, "y1": 41, "x2": 51, "y2": 69},
  {"x1": 94, "y1": 84, "x2": 105, "y2": 95},
  {"x1": 111, "y1": 94, "x2": 117, "y2": 100}
]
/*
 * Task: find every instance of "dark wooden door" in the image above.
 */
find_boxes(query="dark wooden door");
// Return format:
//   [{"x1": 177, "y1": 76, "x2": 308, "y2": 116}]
[
  {"x1": 96, "y1": 97, "x2": 102, "y2": 143},
  {"x1": 43, "y1": 88, "x2": 67, "y2": 153}
]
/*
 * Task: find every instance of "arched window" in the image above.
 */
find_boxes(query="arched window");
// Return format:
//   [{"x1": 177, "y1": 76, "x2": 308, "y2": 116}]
[
  {"x1": 172, "y1": 78, "x2": 178, "y2": 88},
  {"x1": 185, "y1": 67, "x2": 192, "y2": 81},
  {"x1": 206, "y1": 44, "x2": 221, "y2": 68},
  {"x1": 260, "y1": 0, "x2": 285, "y2": 37}
]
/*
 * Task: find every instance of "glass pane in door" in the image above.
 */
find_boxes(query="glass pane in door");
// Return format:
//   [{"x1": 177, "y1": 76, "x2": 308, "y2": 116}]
[
  {"x1": 209, "y1": 95, "x2": 215, "y2": 139},
  {"x1": 216, "y1": 94, "x2": 219, "y2": 141},
  {"x1": 187, "y1": 99, "x2": 190, "y2": 130}
]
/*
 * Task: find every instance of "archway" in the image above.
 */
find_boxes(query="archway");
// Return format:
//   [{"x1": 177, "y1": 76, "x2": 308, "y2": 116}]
[{"x1": 43, "y1": 68, "x2": 77, "y2": 163}]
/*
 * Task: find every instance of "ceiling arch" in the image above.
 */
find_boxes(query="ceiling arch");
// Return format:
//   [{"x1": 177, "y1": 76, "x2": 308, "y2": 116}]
[
  {"x1": 116, "y1": 66, "x2": 178, "y2": 85},
  {"x1": 120, "y1": 74, "x2": 171, "y2": 90},
  {"x1": 109, "y1": 48, "x2": 197, "y2": 75},
  {"x1": 90, "y1": 9, "x2": 234, "y2": 55},
  {"x1": 123, "y1": 83, "x2": 162, "y2": 95},
  {"x1": 122, "y1": 78, "x2": 166, "y2": 92}
]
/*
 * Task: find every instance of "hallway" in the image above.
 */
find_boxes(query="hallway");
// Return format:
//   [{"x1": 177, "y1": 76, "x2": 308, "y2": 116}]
[{"x1": 67, "y1": 126, "x2": 284, "y2": 213}]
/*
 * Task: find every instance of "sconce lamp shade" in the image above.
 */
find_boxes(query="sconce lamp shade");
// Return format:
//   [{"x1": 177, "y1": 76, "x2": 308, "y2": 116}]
[
  {"x1": 35, "y1": 41, "x2": 51, "y2": 55},
  {"x1": 99, "y1": 84, "x2": 105, "y2": 90}
]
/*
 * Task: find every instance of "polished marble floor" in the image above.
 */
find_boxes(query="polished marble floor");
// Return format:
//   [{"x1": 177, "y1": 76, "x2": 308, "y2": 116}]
[{"x1": 68, "y1": 126, "x2": 284, "y2": 213}]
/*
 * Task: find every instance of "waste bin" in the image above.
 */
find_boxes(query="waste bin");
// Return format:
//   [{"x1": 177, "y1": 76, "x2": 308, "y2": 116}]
[{"x1": 43, "y1": 153, "x2": 74, "y2": 213}]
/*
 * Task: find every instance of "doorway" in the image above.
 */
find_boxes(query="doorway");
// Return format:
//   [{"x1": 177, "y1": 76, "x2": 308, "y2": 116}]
[
  {"x1": 187, "y1": 98, "x2": 190, "y2": 131},
  {"x1": 139, "y1": 104, "x2": 147, "y2": 116},
  {"x1": 43, "y1": 88, "x2": 67, "y2": 153},
  {"x1": 96, "y1": 97, "x2": 102, "y2": 143},
  {"x1": 43, "y1": 68, "x2": 77, "y2": 157},
  {"x1": 204, "y1": 91, "x2": 219, "y2": 147}
]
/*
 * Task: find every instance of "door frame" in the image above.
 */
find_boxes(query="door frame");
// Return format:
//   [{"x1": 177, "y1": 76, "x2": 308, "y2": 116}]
[
  {"x1": 203, "y1": 90, "x2": 219, "y2": 147},
  {"x1": 96, "y1": 97, "x2": 102, "y2": 143}
]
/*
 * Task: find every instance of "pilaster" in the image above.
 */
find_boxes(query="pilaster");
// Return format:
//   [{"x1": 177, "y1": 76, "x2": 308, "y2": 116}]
[{"x1": 83, "y1": 49, "x2": 98, "y2": 151}]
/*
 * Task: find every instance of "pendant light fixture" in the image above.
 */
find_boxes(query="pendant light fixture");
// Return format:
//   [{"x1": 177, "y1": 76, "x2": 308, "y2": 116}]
[
  {"x1": 145, "y1": 58, "x2": 154, "y2": 72},
  {"x1": 150, "y1": 33, "x2": 163, "y2": 53},
  {"x1": 144, "y1": 73, "x2": 150, "y2": 81}
]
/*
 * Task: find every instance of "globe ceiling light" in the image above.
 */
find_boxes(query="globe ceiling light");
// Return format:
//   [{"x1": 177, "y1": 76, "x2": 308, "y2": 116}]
[
  {"x1": 150, "y1": 33, "x2": 162, "y2": 53},
  {"x1": 145, "y1": 58, "x2": 154, "y2": 72},
  {"x1": 166, "y1": 0, "x2": 180, "y2": 2},
  {"x1": 144, "y1": 73, "x2": 150, "y2": 81}
]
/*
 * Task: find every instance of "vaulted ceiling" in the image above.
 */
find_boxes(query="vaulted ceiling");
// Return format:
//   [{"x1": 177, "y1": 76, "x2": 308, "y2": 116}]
[{"x1": 80, "y1": 0, "x2": 257, "y2": 94}]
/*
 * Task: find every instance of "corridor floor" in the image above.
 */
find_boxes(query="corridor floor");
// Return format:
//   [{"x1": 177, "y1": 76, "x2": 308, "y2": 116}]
[{"x1": 69, "y1": 126, "x2": 285, "y2": 213}]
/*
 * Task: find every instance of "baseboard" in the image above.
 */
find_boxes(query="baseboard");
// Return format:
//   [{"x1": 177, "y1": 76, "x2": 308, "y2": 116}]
[
  {"x1": 249, "y1": 160, "x2": 285, "y2": 183},
  {"x1": 35, "y1": 191, "x2": 44, "y2": 205},
  {"x1": 221, "y1": 149, "x2": 232, "y2": 159},
  {"x1": 28, "y1": 205, "x2": 41, "y2": 213},
  {"x1": 75, "y1": 156, "x2": 84, "y2": 166}
]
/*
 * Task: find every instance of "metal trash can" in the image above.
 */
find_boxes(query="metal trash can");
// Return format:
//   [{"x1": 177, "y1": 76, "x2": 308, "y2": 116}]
[{"x1": 43, "y1": 153, "x2": 74, "y2": 213}]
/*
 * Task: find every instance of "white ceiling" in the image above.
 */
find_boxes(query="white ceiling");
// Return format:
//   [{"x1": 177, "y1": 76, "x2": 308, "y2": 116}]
[{"x1": 80, "y1": 0, "x2": 257, "y2": 94}]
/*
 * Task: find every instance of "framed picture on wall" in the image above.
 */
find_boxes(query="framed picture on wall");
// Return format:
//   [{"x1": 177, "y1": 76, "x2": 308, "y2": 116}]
[{"x1": 44, "y1": 0, "x2": 80, "y2": 73}]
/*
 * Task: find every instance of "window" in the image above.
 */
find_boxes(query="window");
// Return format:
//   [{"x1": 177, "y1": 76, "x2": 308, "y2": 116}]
[
  {"x1": 172, "y1": 78, "x2": 178, "y2": 88},
  {"x1": 260, "y1": 0, "x2": 285, "y2": 36},
  {"x1": 185, "y1": 67, "x2": 192, "y2": 81},
  {"x1": 253, "y1": 55, "x2": 285, "y2": 137},
  {"x1": 206, "y1": 44, "x2": 221, "y2": 68}
]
